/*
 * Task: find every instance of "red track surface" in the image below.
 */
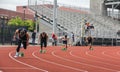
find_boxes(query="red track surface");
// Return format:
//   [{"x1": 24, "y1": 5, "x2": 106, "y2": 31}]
[{"x1": 0, "y1": 45, "x2": 120, "y2": 72}]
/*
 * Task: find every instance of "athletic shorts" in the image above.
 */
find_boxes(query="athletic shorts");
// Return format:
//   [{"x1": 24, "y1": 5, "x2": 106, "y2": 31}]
[{"x1": 63, "y1": 40, "x2": 67, "y2": 44}]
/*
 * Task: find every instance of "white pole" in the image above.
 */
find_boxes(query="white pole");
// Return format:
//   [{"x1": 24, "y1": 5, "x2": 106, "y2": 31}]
[
  {"x1": 80, "y1": 18, "x2": 84, "y2": 45},
  {"x1": 53, "y1": 0, "x2": 57, "y2": 34},
  {"x1": 38, "y1": 18, "x2": 40, "y2": 34},
  {"x1": 35, "y1": 17, "x2": 38, "y2": 32},
  {"x1": 28, "y1": 0, "x2": 29, "y2": 6},
  {"x1": 112, "y1": 4, "x2": 114, "y2": 18}
]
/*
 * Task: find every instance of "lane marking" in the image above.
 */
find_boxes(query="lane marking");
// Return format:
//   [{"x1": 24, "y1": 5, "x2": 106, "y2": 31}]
[
  {"x1": 0, "y1": 45, "x2": 16, "y2": 47},
  {"x1": 0, "y1": 67, "x2": 35, "y2": 69},
  {"x1": 9, "y1": 51, "x2": 48, "y2": 72},
  {"x1": 52, "y1": 51, "x2": 119, "y2": 72},
  {"x1": 32, "y1": 51, "x2": 87, "y2": 72},
  {"x1": 102, "y1": 51, "x2": 120, "y2": 60},
  {"x1": 117, "y1": 51, "x2": 120, "y2": 57},
  {"x1": 86, "y1": 51, "x2": 117, "y2": 62},
  {"x1": 70, "y1": 51, "x2": 120, "y2": 67}
]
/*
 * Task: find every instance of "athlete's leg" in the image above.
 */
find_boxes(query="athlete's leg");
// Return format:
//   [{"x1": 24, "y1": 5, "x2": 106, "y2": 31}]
[
  {"x1": 65, "y1": 41, "x2": 67, "y2": 49},
  {"x1": 14, "y1": 40, "x2": 22, "y2": 57},
  {"x1": 23, "y1": 41, "x2": 27, "y2": 49},
  {"x1": 89, "y1": 41, "x2": 93, "y2": 50},
  {"x1": 16, "y1": 40, "x2": 22, "y2": 52},
  {"x1": 42, "y1": 41, "x2": 47, "y2": 53},
  {"x1": 44, "y1": 41, "x2": 47, "y2": 48},
  {"x1": 40, "y1": 41, "x2": 43, "y2": 51}
]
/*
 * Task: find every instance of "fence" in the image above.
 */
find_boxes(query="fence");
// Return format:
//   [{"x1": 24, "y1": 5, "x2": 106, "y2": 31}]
[{"x1": 0, "y1": 26, "x2": 28, "y2": 45}]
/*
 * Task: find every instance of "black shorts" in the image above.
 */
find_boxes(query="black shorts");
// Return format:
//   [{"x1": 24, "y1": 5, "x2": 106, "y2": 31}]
[
  {"x1": 63, "y1": 40, "x2": 67, "y2": 44},
  {"x1": 41, "y1": 41, "x2": 47, "y2": 47},
  {"x1": 88, "y1": 40, "x2": 92, "y2": 45},
  {"x1": 16, "y1": 40, "x2": 27, "y2": 52}
]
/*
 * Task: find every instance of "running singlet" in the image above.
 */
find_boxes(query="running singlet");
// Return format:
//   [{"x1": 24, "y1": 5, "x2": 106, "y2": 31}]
[
  {"x1": 87, "y1": 37, "x2": 92, "y2": 43},
  {"x1": 18, "y1": 28, "x2": 27, "y2": 40}
]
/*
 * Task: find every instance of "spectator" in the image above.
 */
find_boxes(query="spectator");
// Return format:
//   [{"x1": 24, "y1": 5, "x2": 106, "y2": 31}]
[
  {"x1": 68, "y1": 32, "x2": 75, "y2": 46},
  {"x1": 52, "y1": 33, "x2": 57, "y2": 46},
  {"x1": 31, "y1": 30, "x2": 36, "y2": 45},
  {"x1": 90, "y1": 24, "x2": 94, "y2": 29},
  {"x1": 72, "y1": 32, "x2": 75, "y2": 42}
]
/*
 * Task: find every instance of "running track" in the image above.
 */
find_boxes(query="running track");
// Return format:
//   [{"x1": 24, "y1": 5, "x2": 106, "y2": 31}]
[{"x1": 0, "y1": 45, "x2": 120, "y2": 72}]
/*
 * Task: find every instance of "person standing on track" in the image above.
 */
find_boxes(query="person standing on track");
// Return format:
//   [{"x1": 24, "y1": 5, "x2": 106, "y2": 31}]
[
  {"x1": 38, "y1": 32, "x2": 48, "y2": 53},
  {"x1": 52, "y1": 33, "x2": 57, "y2": 46},
  {"x1": 31, "y1": 30, "x2": 36, "y2": 45},
  {"x1": 13, "y1": 28, "x2": 30, "y2": 57}
]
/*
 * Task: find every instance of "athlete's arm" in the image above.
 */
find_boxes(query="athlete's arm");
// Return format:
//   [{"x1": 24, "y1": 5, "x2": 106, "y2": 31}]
[
  {"x1": 26, "y1": 32, "x2": 30, "y2": 45},
  {"x1": 13, "y1": 29, "x2": 19, "y2": 40}
]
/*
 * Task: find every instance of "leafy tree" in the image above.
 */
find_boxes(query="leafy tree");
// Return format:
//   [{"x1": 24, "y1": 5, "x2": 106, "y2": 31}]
[
  {"x1": 8, "y1": 16, "x2": 35, "y2": 31},
  {"x1": 25, "y1": 19, "x2": 35, "y2": 31},
  {"x1": 8, "y1": 16, "x2": 23, "y2": 26}
]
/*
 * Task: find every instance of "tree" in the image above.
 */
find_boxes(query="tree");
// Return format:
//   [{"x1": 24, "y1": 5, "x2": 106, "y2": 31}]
[
  {"x1": 8, "y1": 16, "x2": 23, "y2": 26},
  {"x1": 25, "y1": 19, "x2": 35, "y2": 31},
  {"x1": 8, "y1": 16, "x2": 35, "y2": 31}
]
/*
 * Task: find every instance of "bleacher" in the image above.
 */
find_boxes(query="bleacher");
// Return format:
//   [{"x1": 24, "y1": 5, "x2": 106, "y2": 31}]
[{"x1": 28, "y1": 1, "x2": 120, "y2": 46}]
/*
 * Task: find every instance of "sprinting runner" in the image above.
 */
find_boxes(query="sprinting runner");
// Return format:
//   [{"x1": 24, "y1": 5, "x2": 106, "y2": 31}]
[
  {"x1": 62, "y1": 35, "x2": 68, "y2": 50},
  {"x1": 38, "y1": 32, "x2": 48, "y2": 53},
  {"x1": 14, "y1": 28, "x2": 29, "y2": 57},
  {"x1": 86, "y1": 36, "x2": 93, "y2": 50}
]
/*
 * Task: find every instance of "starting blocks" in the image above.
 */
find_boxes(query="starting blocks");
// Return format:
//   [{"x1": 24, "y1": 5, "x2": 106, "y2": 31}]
[
  {"x1": 61, "y1": 48, "x2": 67, "y2": 51},
  {"x1": 89, "y1": 48, "x2": 94, "y2": 50},
  {"x1": 19, "y1": 52, "x2": 24, "y2": 57},
  {"x1": 40, "y1": 50, "x2": 46, "y2": 53}
]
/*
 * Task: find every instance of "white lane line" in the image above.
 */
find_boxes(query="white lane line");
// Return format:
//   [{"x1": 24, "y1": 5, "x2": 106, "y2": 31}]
[
  {"x1": 117, "y1": 51, "x2": 120, "y2": 55},
  {"x1": 109, "y1": 51, "x2": 120, "y2": 60},
  {"x1": 32, "y1": 51, "x2": 87, "y2": 72},
  {"x1": 52, "y1": 51, "x2": 119, "y2": 72},
  {"x1": 0, "y1": 46, "x2": 16, "y2": 47},
  {"x1": 86, "y1": 51, "x2": 118, "y2": 62},
  {"x1": 117, "y1": 51, "x2": 120, "y2": 56},
  {"x1": 70, "y1": 51, "x2": 120, "y2": 67},
  {"x1": 0, "y1": 67, "x2": 35, "y2": 69},
  {"x1": 102, "y1": 51, "x2": 120, "y2": 60},
  {"x1": 9, "y1": 51, "x2": 48, "y2": 72}
]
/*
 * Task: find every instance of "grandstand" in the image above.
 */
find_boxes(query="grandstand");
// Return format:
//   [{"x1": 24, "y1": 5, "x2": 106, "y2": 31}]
[{"x1": 28, "y1": 0, "x2": 120, "y2": 46}]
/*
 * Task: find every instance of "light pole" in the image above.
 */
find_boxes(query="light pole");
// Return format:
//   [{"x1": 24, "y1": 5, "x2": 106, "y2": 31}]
[
  {"x1": 53, "y1": 0, "x2": 57, "y2": 35},
  {"x1": 35, "y1": 0, "x2": 38, "y2": 33},
  {"x1": 23, "y1": 6, "x2": 26, "y2": 21},
  {"x1": 35, "y1": 11, "x2": 38, "y2": 33}
]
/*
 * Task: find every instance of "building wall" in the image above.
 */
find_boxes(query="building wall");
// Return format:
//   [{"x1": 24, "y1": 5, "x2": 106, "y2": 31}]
[
  {"x1": 0, "y1": 8, "x2": 34, "y2": 20},
  {"x1": 16, "y1": 6, "x2": 35, "y2": 15}
]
